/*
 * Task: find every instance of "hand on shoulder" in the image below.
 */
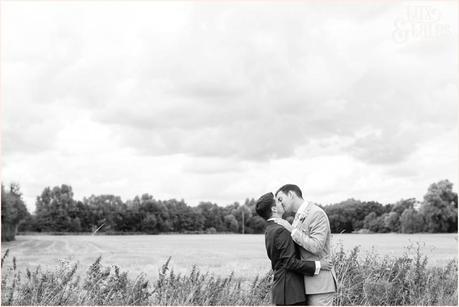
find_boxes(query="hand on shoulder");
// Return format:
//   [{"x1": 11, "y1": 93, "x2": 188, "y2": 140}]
[{"x1": 272, "y1": 218, "x2": 293, "y2": 233}]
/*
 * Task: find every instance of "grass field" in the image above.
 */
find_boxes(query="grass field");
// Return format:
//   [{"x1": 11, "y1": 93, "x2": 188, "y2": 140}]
[
  {"x1": 2, "y1": 233, "x2": 457, "y2": 305},
  {"x1": 1, "y1": 233, "x2": 457, "y2": 281}
]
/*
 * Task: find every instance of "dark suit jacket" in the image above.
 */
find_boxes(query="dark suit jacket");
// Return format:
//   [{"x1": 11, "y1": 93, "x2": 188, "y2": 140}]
[{"x1": 265, "y1": 221, "x2": 316, "y2": 305}]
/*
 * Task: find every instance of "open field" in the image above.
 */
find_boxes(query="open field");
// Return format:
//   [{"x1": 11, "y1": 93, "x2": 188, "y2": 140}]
[
  {"x1": 2, "y1": 233, "x2": 458, "y2": 305},
  {"x1": 1, "y1": 233, "x2": 456, "y2": 281}
]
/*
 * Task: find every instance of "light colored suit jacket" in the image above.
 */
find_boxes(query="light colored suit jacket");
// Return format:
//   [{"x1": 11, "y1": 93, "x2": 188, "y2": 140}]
[{"x1": 291, "y1": 201, "x2": 337, "y2": 294}]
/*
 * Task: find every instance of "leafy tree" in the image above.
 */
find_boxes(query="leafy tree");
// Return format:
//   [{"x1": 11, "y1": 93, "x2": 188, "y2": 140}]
[
  {"x1": 328, "y1": 211, "x2": 351, "y2": 233},
  {"x1": 141, "y1": 213, "x2": 158, "y2": 234},
  {"x1": 35, "y1": 185, "x2": 75, "y2": 232},
  {"x1": 70, "y1": 201, "x2": 93, "y2": 232},
  {"x1": 400, "y1": 208, "x2": 424, "y2": 233},
  {"x1": 246, "y1": 216, "x2": 266, "y2": 233},
  {"x1": 84, "y1": 194, "x2": 126, "y2": 232},
  {"x1": 165, "y1": 199, "x2": 196, "y2": 232},
  {"x1": 197, "y1": 202, "x2": 225, "y2": 232},
  {"x1": 421, "y1": 180, "x2": 458, "y2": 232},
  {"x1": 363, "y1": 212, "x2": 389, "y2": 233},
  {"x1": 392, "y1": 198, "x2": 417, "y2": 215},
  {"x1": 1, "y1": 184, "x2": 30, "y2": 241},
  {"x1": 13, "y1": 179, "x2": 459, "y2": 235},
  {"x1": 224, "y1": 214, "x2": 239, "y2": 233},
  {"x1": 178, "y1": 205, "x2": 204, "y2": 232},
  {"x1": 384, "y1": 211, "x2": 401, "y2": 232},
  {"x1": 363, "y1": 212, "x2": 376, "y2": 230},
  {"x1": 325, "y1": 199, "x2": 385, "y2": 233}
]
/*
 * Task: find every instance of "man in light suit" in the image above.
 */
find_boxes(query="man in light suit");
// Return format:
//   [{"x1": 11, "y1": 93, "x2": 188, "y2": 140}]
[
  {"x1": 274, "y1": 184, "x2": 337, "y2": 305},
  {"x1": 255, "y1": 192, "x2": 332, "y2": 306}
]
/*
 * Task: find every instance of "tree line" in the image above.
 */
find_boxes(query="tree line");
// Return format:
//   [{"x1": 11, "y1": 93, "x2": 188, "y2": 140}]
[{"x1": 1, "y1": 179, "x2": 457, "y2": 241}]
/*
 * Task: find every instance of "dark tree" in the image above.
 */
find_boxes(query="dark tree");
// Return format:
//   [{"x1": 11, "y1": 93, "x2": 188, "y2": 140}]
[
  {"x1": 421, "y1": 180, "x2": 458, "y2": 232},
  {"x1": 1, "y1": 183, "x2": 30, "y2": 241}
]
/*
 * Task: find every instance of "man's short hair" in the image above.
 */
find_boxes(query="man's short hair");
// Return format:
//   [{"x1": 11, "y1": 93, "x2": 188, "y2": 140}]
[
  {"x1": 276, "y1": 184, "x2": 303, "y2": 199},
  {"x1": 255, "y1": 192, "x2": 275, "y2": 220}
]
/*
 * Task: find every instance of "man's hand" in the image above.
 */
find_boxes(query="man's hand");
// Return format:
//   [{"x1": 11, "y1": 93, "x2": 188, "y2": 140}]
[
  {"x1": 320, "y1": 259, "x2": 333, "y2": 271},
  {"x1": 273, "y1": 218, "x2": 293, "y2": 233}
]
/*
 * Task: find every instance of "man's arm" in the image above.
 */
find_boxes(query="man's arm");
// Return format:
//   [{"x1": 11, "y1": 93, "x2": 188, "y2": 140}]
[
  {"x1": 275, "y1": 227, "x2": 318, "y2": 276},
  {"x1": 291, "y1": 210, "x2": 328, "y2": 255}
]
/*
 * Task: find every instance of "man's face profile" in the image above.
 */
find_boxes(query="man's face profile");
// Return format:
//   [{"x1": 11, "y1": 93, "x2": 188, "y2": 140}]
[{"x1": 276, "y1": 191, "x2": 290, "y2": 213}]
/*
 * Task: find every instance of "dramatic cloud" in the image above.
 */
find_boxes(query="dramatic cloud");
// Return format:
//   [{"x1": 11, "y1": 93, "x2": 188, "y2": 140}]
[{"x1": 1, "y1": 1, "x2": 457, "y2": 211}]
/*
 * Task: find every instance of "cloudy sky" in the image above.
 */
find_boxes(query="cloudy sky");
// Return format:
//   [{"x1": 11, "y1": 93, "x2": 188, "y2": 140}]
[{"x1": 1, "y1": 1, "x2": 457, "y2": 213}]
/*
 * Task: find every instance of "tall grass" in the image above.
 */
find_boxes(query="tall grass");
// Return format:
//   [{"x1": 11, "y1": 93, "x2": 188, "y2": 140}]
[
  {"x1": 1, "y1": 244, "x2": 457, "y2": 305},
  {"x1": 333, "y1": 242, "x2": 457, "y2": 305}
]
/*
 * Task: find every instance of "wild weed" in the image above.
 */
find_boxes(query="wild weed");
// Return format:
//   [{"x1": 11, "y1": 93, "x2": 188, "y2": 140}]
[{"x1": 1, "y1": 244, "x2": 457, "y2": 305}]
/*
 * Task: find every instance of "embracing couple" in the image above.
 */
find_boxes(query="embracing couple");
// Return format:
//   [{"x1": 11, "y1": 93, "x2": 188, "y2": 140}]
[{"x1": 255, "y1": 184, "x2": 337, "y2": 306}]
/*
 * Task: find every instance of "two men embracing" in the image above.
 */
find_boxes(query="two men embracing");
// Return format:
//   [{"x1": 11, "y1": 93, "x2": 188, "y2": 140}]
[{"x1": 255, "y1": 184, "x2": 337, "y2": 306}]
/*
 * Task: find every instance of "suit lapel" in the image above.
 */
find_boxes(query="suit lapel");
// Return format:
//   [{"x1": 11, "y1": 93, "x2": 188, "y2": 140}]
[{"x1": 293, "y1": 201, "x2": 312, "y2": 229}]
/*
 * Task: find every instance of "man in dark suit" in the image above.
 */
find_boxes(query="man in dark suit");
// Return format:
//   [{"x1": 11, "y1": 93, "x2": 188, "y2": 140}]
[{"x1": 256, "y1": 192, "x2": 332, "y2": 306}]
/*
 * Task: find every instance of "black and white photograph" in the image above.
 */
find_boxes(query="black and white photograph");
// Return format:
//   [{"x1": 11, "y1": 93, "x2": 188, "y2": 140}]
[{"x1": 1, "y1": 0, "x2": 457, "y2": 305}]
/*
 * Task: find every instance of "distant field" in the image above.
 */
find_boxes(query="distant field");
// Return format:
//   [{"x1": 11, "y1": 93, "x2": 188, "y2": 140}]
[{"x1": 2, "y1": 233, "x2": 457, "y2": 281}]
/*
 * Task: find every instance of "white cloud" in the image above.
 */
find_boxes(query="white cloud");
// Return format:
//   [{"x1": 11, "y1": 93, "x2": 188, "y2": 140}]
[{"x1": 1, "y1": 1, "x2": 457, "y2": 212}]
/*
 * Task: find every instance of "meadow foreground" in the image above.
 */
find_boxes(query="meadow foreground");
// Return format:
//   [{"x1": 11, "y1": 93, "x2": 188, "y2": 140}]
[
  {"x1": 1, "y1": 237, "x2": 457, "y2": 305},
  {"x1": 2, "y1": 233, "x2": 457, "y2": 281}
]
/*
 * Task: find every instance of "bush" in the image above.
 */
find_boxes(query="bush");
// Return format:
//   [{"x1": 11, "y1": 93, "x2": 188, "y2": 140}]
[{"x1": 205, "y1": 227, "x2": 217, "y2": 234}]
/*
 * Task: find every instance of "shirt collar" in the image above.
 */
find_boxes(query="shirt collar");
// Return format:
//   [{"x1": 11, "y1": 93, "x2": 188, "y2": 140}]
[
  {"x1": 296, "y1": 200, "x2": 312, "y2": 216},
  {"x1": 297, "y1": 200, "x2": 309, "y2": 213}
]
